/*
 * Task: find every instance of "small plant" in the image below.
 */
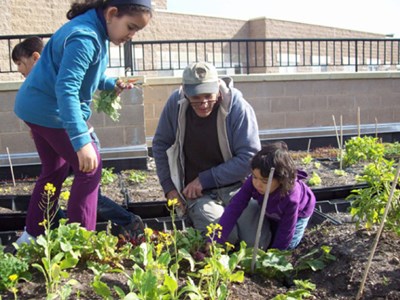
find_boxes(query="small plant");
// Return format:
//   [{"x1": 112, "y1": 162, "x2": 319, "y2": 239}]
[
  {"x1": 343, "y1": 136, "x2": 385, "y2": 167},
  {"x1": 31, "y1": 183, "x2": 78, "y2": 299},
  {"x1": 126, "y1": 169, "x2": 146, "y2": 184},
  {"x1": 0, "y1": 248, "x2": 31, "y2": 298},
  {"x1": 62, "y1": 176, "x2": 73, "y2": 188},
  {"x1": 383, "y1": 142, "x2": 400, "y2": 160},
  {"x1": 347, "y1": 158, "x2": 400, "y2": 233},
  {"x1": 301, "y1": 155, "x2": 313, "y2": 165},
  {"x1": 272, "y1": 279, "x2": 316, "y2": 300},
  {"x1": 194, "y1": 223, "x2": 245, "y2": 299},
  {"x1": 241, "y1": 248, "x2": 293, "y2": 280},
  {"x1": 294, "y1": 245, "x2": 336, "y2": 273},
  {"x1": 101, "y1": 167, "x2": 117, "y2": 185},
  {"x1": 307, "y1": 172, "x2": 322, "y2": 186},
  {"x1": 334, "y1": 169, "x2": 347, "y2": 176}
]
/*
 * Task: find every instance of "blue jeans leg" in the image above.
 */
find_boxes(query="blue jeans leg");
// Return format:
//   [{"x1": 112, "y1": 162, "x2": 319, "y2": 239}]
[
  {"x1": 288, "y1": 217, "x2": 310, "y2": 250},
  {"x1": 97, "y1": 190, "x2": 133, "y2": 226}
]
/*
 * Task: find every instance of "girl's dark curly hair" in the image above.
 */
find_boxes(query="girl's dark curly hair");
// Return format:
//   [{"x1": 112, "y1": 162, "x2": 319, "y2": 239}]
[
  {"x1": 67, "y1": 0, "x2": 152, "y2": 20},
  {"x1": 251, "y1": 142, "x2": 297, "y2": 195}
]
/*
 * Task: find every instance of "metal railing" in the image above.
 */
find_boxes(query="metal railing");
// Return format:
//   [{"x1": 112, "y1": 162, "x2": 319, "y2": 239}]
[{"x1": 1, "y1": 35, "x2": 399, "y2": 78}]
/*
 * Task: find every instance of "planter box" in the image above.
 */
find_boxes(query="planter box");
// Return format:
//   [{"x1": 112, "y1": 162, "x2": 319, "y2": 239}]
[
  {"x1": 0, "y1": 194, "x2": 354, "y2": 246},
  {"x1": 0, "y1": 195, "x2": 30, "y2": 212}
]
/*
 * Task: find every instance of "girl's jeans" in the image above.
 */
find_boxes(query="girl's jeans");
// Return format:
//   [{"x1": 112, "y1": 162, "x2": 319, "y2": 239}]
[
  {"x1": 26, "y1": 122, "x2": 102, "y2": 236},
  {"x1": 288, "y1": 216, "x2": 310, "y2": 249}
]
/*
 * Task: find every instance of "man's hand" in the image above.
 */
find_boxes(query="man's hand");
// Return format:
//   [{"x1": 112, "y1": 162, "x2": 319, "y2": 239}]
[{"x1": 182, "y1": 177, "x2": 203, "y2": 200}]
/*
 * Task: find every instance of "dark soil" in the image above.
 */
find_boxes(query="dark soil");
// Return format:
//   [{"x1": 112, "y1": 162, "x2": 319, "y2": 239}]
[{"x1": 1, "y1": 150, "x2": 400, "y2": 299}]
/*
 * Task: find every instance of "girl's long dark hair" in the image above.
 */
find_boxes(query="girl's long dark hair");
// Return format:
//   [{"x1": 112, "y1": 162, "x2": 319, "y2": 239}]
[
  {"x1": 251, "y1": 142, "x2": 297, "y2": 195},
  {"x1": 67, "y1": 0, "x2": 152, "y2": 20}
]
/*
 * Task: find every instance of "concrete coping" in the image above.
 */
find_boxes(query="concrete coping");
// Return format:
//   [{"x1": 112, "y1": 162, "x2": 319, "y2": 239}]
[
  {"x1": 2, "y1": 71, "x2": 398, "y2": 91},
  {"x1": 144, "y1": 71, "x2": 400, "y2": 85}
]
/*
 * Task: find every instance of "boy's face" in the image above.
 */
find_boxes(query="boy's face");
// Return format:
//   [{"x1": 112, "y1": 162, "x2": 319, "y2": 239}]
[
  {"x1": 14, "y1": 56, "x2": 37, "y2": 78},
  {"x1": 251, "y1": 168, "x2": 280, "y2": 195}
]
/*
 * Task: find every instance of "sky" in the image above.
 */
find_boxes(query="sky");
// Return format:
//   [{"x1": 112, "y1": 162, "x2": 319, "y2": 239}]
[{"x1": 167, "y1": 0, "x2": 400, "y2": 37}]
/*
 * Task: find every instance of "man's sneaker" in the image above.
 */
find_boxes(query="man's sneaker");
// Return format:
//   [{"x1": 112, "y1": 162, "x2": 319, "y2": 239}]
[{"x1": 112, "y1": 213, "x2": 145, "y2": 244}]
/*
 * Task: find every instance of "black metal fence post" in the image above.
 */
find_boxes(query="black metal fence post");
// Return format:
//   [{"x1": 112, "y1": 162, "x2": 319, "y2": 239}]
[{"x1": 124, "y1": 40, "x2": 133, "y2": 76}]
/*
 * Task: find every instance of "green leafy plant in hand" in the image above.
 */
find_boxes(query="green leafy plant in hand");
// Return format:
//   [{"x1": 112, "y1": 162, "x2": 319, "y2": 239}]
[{"x1": 93, "y1": 90, "x2": 121, "y2": 122}]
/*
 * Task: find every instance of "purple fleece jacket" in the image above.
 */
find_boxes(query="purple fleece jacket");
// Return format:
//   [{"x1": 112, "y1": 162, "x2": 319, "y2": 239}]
[{"x1": 217, "y1": 170, "x2": 316, "y2": 250}]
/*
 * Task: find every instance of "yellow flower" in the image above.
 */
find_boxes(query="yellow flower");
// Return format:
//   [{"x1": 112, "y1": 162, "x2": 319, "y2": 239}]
[
  {"x1": 60, "y1": 190, "x2": 70, "y2": 201},
  {"x1": 44, "y1": 183, "x2": 56, "y2": 195},
  {"x1": 225, "y1": 242, "x2": 234, "y2": 250},
  {"x1": 39, "y1": 219, "x2": 48, "y2": 227},
  {"x1": 206, "y1": 225, "x2": 213, "y2": 237},
  {"x1": 206, "y1": 223, "x2": 222, "y2": 238},
  {"x1": 156, "y1": 243, "x2": 163, "y2": 256},
  {"x1": 9, "y1": 274, "x2": 18, "y2": 282},
  {"x1": 159, "y1": 231, "x2": 172, "y2": 246},
  {"x1": 167, "y1": 198, "x2": 178, "y2": 207},
  {"x1": 144, "y1": 227, "x2": 153, "y2": 237}
]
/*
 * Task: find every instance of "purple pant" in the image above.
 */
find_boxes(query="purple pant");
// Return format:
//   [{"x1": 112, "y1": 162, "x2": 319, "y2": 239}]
[{"x1": 26, "y1": 122, "x2": 102, "y2": 236}]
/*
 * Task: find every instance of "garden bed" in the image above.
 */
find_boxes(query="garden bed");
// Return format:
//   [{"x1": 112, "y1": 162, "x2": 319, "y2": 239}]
[{"x1": 1, "y1": 144, "x2": 400, "y2": 299}]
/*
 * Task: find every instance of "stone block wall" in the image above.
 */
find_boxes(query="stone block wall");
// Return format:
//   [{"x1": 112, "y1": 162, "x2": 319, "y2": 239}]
[
  {"x1": 1, "y1": 72, "x2": 400, "y2": 167},
  {"x1": 0, "y1": 84, "x2": 147, "y2": 166},
  {"x1": 143, "y1": 72, "x2": 400, "y2": 143}
]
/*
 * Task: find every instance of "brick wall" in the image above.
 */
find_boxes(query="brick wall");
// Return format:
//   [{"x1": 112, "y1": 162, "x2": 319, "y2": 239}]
[
  {"x1": 1, "y1": 1, "x2": 385, "y2": 38},
  {"x1": 0, "y1": 84, "x2": 147, "y2": 166},
  {"x1": 1, "y1": 72, "x2": 399, "y2": 166},
  {"x1": 143, "y1": 72, "x2": 400, "y2": 142}
]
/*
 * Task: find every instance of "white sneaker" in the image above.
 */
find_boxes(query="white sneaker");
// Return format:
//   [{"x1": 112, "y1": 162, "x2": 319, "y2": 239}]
[{"x1": 15, "y1": 230, "x2": 36, "y2": 246}]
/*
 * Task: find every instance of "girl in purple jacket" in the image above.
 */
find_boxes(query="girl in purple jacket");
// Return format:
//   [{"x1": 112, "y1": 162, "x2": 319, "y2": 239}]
[{"x1": 217, "y1": 142, "x2": 316, "y2": 250}]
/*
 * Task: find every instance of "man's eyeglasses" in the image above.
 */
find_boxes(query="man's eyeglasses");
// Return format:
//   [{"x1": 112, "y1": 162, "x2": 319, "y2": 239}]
[
  {"x1": 189, "y1": 99, "x2": 217, "y2": 108},
  {"x1": 185, "y1": 95, "x2": 218, "y2": 108}
]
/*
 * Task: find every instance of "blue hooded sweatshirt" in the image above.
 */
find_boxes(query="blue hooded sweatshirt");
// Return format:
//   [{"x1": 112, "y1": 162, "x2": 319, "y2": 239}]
[{"x1": 14, "y1": 9, "x2": 116, "y2": 151}]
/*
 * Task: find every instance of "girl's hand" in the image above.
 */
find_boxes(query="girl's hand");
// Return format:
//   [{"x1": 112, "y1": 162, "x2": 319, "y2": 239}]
[
  {"x1": 114, "y1": 78, "x2": 139, "y2": 95},
  {"x1": 77, "y1": 143, "x2": 98, "y2": 173}
]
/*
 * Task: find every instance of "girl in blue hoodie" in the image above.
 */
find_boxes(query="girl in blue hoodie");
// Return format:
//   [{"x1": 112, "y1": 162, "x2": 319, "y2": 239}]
[{"x1": 14, "y1": 0, "x2": 152, "y2": 241}]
